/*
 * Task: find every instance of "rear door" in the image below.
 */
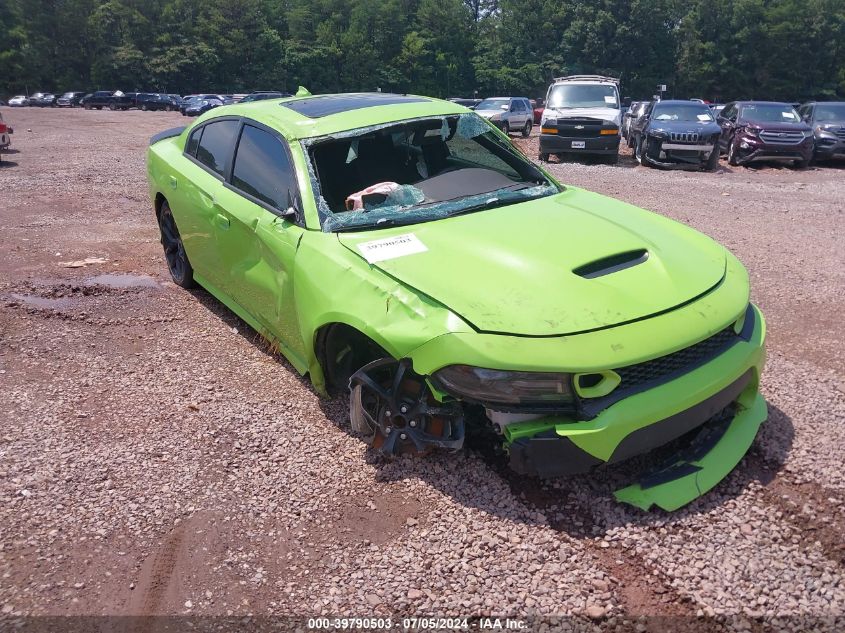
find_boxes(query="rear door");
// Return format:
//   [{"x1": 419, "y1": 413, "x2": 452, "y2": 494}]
[
  {"x1": 212, "y1": 121, "x2": 306, "y2": 359},
  {"x1": 172, "y1": 118, "x2": 240, "y2": 288}
]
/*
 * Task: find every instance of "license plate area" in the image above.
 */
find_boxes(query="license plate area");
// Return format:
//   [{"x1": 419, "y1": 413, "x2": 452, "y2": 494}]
[{"x1": 571, "y1": 141, "x2": 586, "y2": 149}]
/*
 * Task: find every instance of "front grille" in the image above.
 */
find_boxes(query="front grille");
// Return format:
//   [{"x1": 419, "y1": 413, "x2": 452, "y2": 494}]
[
  {"x1": 614, "y1": 326, "x2": 739, "y2": 391},
  {"x1": 669, "y1": 132, "x2": 699, "y2": 143},
  {"x1": 759, "y1": 130, "x2": 804, "y2": 144},
  {"x1": 555, "y1": 118, "x2": 605, "y2": 138},
  {"x1": 835, "y1": 128, "x2": 845, "y2": 139}
]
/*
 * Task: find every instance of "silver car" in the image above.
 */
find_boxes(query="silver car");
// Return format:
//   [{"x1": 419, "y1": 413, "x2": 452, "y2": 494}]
[{"x1": 473, "y1": 96, "x2": 533, "y2": 136}]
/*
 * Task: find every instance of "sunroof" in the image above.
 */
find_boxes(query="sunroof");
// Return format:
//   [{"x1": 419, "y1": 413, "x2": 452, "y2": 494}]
[{"x1": 281, "y1": 93, "x2": 429, "y2": 118}]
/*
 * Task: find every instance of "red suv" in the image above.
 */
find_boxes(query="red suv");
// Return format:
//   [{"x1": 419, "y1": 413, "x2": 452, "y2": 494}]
[{"x1": 717, "y1": 101, "x2": 814, "y2": 168}]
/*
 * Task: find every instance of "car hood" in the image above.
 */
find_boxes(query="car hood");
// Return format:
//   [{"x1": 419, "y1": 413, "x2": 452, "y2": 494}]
[
  {"x1": 741, "y1": 119, "x2": 811, "y2": 132},
  {"x1": 545, "y1": 106, "x2": 621, "y2": 126},
  {"x1": 475, "y1": 109, "x2": 505, "y2": 119},
  {"x1": 648, "y1": 120, "x2": 721, "y2": 134},
  {"x1": 338, "y1": 188, "x2": 727, "y2": 336}
]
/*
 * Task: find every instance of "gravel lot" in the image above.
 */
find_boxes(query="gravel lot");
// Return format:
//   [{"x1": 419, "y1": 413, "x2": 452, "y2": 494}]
[{"x1": 1, "y1": 107, "x2": 844, "y2": 631}]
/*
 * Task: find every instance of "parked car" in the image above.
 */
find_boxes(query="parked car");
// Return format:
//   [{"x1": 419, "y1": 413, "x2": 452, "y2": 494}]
[
  {"x1": 147, "y1": 92, "x2": 767, "y2": 511},
  {"x1": 447, "y1": 98, "x2": 482, "y2": 109},
  {"x1": 0, "y1": 111, "x2": 12, "y2": 163},
  {"x1": 27, "y1": 92, "x2": 46, "y2": 105},
  {"x1": 798, "y1": 101, "x2": 845, "y2": 162},
  {"x1": 31, "y1": 93, "x2": 58, "y2": 107},
  {"x1": 136, "y1": 93, "x2": 179, "y2": 111},
  {"x1": 239, "y1": 91, "x2": 291, "y2": 104},
  {"x1": 8, "y1": 95, "x2": 30, "y2": 107},
  {"x1": 533, "y1": 99, "x2": 545, "y2": 124},
  {"x1": 473, "y1": 96, "x2": 533, "y2": 136},
  {"x1": 180, "y1": 94, "x2": 224, "y2": 115},
  {"x1": 539, "y1": 75, "x2": 622, "y2": 163},
  {"x1": 184, "y1": 95, "x2": 225, "y2": 116},
  {"x1": 717, "y1": 101, "x2": 813, "y2": 168},
  {"x1": 83, "y1": 90, "x2": 134, "y2": 110},
  {"x1": 622, "y1": 101, "x2": 648, "y2": 142},
  {"x1": 56, "y1": 92, "x2": 86, "y2": 107},
  {"x1": 630, "y1": 100, "x2": 721, "y2": 170}
]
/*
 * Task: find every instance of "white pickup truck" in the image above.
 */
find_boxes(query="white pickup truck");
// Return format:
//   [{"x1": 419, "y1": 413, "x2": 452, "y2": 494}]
[{"x1": 539, "y1": 75, "x2": 622, "y2": 163}]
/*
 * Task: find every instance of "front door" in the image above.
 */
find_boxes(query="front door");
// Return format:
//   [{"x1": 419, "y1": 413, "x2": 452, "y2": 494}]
[{"x1": 212, "y1": 122, "x2": 306, "y2": 362}]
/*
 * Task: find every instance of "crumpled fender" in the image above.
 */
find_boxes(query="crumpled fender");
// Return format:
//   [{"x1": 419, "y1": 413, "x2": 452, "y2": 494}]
[{"x1": 292, "y1": 231, "x2": 472, "y2": 394}]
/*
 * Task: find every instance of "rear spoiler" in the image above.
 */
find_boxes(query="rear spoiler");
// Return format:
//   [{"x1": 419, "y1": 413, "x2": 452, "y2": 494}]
[{"x1": 149, "y1": 126, "x2": 186, "y2": 146}]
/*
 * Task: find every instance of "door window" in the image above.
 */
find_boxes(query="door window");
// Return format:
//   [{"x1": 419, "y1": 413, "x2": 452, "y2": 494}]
[
  {"x1": 186, "y1": 127, "x2": 202, "y2": 157},
  {"x1": 195, "y1": 119, "x2": 239, "y2": 176},
  {"x1": 231, "y1": 124, "x2": 298, "y2": 213}
]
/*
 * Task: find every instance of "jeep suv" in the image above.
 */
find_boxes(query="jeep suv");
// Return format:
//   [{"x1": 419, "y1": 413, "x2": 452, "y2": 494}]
[
  {"x1": 539, "y1": 75, "x2": 622, "y2": 163},
  {"x1": 473, "y1": 97, "x2": 533, "y2": 136},
  {"x1": 717, "y1": 101, "x2": 813, "y2": 168},
  {"x1": 798, "y1": 101, "x2": 845, "y2": 162}
]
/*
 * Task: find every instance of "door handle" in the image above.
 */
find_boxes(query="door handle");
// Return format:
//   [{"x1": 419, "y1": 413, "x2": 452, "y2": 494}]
[{"x1": 215, "y1": 213, "x2": 230, "y2": 229}]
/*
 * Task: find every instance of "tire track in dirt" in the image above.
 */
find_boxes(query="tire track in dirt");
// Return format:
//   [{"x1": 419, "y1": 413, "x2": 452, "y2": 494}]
[{"x1": 127, "y1": 523, "x2": 186, "y2": 621}]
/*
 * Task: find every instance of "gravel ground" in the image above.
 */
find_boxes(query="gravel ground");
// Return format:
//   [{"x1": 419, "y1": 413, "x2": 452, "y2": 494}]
[{"x1": 1, "y1": 108, "x2": 844, "y2": 631}]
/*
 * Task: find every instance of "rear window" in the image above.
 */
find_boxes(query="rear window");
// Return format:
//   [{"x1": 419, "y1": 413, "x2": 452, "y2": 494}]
[{"x1": 195, "y1": 120, "x2": 239, "y2": 176}]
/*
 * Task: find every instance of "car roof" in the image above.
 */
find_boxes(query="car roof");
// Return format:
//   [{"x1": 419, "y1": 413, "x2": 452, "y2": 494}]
[
  {"x1": 195, "y1": 92, "x2": 466, "y2": 140},
  {"x1": 654, "y1": 100, "x2": 710, "y2": 106},
  {"x1": 735, "y1": 101, "x2": 794, "y2": 106}
]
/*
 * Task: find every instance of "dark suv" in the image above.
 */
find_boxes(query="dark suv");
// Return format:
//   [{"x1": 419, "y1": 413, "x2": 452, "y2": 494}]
[
  {"x1": 83, "y1": 91, "x2": 134, "y2": 111},
  {"x1": 717, "y1": 101, "x2": 813, "y2": 168},
  {"x1": 798, "y1": 101, "x2": 845, "y2": 162},
  {"x1": 631, "y1": 100, "x2": 721, "y2": 170},
  {"x1": 56, "y1": 92, "x2": 86, "y2": 107},
  {"x1": 135, "y1": 93, "x2": 179, "y2": 111}
]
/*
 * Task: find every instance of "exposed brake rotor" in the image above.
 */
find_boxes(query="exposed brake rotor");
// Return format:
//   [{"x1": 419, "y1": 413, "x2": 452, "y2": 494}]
[{"x1": 349, "y1": 358, "x2": 465, "y2": 456}]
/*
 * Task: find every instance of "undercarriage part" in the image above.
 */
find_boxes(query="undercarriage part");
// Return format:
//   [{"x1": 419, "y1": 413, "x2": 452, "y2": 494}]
[{"x1": 349, "y1": 358, "x2": 465, "y2": 456}]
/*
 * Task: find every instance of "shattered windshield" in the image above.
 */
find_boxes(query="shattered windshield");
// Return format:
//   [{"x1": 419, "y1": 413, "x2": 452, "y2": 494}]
[{"x1": 304, "y1": 113, "x2": 560, "y2": 232}]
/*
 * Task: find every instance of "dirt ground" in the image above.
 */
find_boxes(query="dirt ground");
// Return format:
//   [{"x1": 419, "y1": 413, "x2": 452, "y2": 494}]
[{"x1": 1, "y1": 107, "x2": 844, "y2": 631}]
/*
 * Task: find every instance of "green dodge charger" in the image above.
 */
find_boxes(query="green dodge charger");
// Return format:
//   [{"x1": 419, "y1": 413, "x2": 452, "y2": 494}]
[{"x1": 147, "y1": 92, "x2": 767, "y2": 511}]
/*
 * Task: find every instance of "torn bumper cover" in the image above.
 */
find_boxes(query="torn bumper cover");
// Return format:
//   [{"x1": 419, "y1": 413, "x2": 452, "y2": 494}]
[{"x1": 501, "y1": 303, "x2": 766, "y2": 509}]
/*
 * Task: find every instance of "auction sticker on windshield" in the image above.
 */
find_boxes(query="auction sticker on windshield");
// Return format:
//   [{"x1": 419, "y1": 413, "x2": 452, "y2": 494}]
[{"x1": 356, "y1": 233, "x2": 428, "y2": 263}]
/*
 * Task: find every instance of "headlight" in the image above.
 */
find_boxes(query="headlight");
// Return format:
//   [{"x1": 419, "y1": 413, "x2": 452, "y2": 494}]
[
  {"x1": 543, "y1": 117, "x2": 557, "y2": 126},
  {"x1": 649, "y1": 129, "x2": 669, "y2": 139},
  {"x1": 433, "y1": 365, "x2": 573, "y2": 406}
]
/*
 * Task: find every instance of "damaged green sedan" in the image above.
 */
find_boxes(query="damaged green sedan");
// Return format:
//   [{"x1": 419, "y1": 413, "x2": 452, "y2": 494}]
[{"x1": 147, "y1": 92, "x2": 767, "y2": 511}]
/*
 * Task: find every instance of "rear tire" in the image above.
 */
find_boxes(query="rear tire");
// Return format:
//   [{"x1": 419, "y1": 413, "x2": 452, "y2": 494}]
[
  {"x1": 108, "y1": 102, "x2": 117, "y2": 111},
  {"x1": 158, "y1": 201, "x2": 195, "y2": 289},
  {"x1": 521, "y1": 120, "x2": 532, "y2": 137},
  {"x1": 140, "y1": 104, "x2": 148, "y2": 111},
  {"x1": 501, "y1": 121, "x2": 510, "y2": 135}
]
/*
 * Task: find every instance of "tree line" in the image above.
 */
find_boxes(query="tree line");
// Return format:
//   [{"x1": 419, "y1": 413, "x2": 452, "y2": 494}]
[{"x1": 2, "y1": 0, "x2": 843, "y2": 102}]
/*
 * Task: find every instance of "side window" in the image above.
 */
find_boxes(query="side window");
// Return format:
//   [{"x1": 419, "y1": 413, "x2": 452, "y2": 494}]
[
  {"x1": 185, "y1": 126, "x2": 203, "y2": 157},
  {"x1": 231, "y1": 124, "x2": 298, "y2": 212},
  {"x1": 195, "y1": 119, "x2": 239, "y2": 176}
]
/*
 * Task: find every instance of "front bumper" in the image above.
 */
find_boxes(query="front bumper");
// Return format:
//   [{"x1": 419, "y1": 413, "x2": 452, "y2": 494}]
[
  {"x1": 540, "y1": 133, "x2": 620, "y2": 155},
  {"x1": 734, "y1": 134, "x2": 813, "y2": 163},
  {"x1": 813, "y1": 133, "x2": 845, "y2": 159},
  {"x1": 503, "y1": 303, "x2": 764, "y2": 475}
]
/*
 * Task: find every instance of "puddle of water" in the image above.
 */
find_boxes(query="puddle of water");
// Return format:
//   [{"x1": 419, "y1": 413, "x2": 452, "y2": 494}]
[
  {"x1": 85, "y1": 274, "x2": 160, "y2": 289},
  {"x1": 8, "y1": 293, "x2": 74, "y2": 309}
]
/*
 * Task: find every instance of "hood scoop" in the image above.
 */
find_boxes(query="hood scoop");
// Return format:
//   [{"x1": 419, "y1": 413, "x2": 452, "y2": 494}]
[{"x1": 573, "y1": 249, "x2": 649, "y2": 279}]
